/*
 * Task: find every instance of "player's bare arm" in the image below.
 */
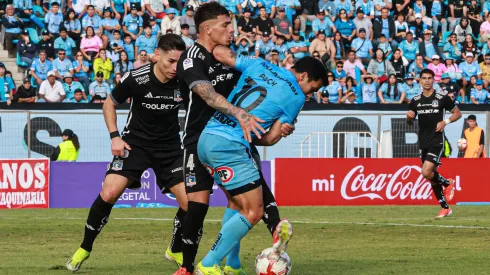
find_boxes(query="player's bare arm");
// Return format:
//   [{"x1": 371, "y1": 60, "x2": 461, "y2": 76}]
[
  {"x1": 253, "y1": 120, "x2": 284, "y2": 146},
  {"x1": 436, "y1": 105, "x2": 462, "y2": 132},
  {"x1": 192, "y1": 81, "x2": 266, "y2": 143},
  {"x1": 213, "y1": 45, "x2": 238, "y2": 68},
  {"x1": 103, "y1": 95, "x2": 131, "y2": 157}
]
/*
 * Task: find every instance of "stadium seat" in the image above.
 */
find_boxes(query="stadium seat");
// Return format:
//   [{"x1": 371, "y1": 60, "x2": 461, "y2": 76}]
[
  {"x1": 26, "y1": 28, "x2": 40, "y2": 44},
  {"x1": 181, "y1": 8, "x2": 187, "y2": 16},
  {"x1": 12, "y1": 39, "x2": 19, "y2": 45},
  {"x1": 16, "y1": 53, "x2": 28, "y2": 67},
  {"x1": 32, "y1": 5, "x2": 45, "y2": 22},
  {"x1": 439, "y1": 31, "x2": 452, "y2": 47},
  {"x1": 31, "y1": 76, "x2": 38, "y2": 88}
]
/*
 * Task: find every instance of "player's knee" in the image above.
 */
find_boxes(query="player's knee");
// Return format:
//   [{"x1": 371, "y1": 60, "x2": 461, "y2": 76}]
[
  {"x1": 421, "y1": 168, "x2": 432, "y2": 180},
  {"x1": 242, "y1": 206, "x2": 264, "y2": 225},
  {"x1": 100, "y1": 189, "x2": 120, "y2": 204}
]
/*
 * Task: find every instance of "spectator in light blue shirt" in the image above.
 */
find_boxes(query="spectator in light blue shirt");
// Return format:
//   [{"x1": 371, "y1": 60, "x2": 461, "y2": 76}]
[
  {"x1": 13, "y1": 0, "x2": 44, "y2": 29},
  {"x1": 149, "y1": 17, "x2": 161, "y2": 38},
  {"x1": 272, "y1": 35, "x2": 289, "y2": 61},
  {"x1": 54, "y1": 29, "x2": 76, "y2": 59},
  {"x1": 402, "y1": 75, "x2": 421, "y2": 102},
  {"x1": 101, "y1": 8, "x2": 121, "y2": 46},
  {"x1": 89, "y1": 72, "x2": 111, "y2": 100},
  {"x1": 114, "y1": 51, "x2": 134, "y2": 74},
  {"x1": 255, "y1": 32, "x2": 275, "y2": 57},
  {"x1": 335, "y1": 0, "x2": 354, "y2": 17},
  {"x1": 219, "y1": 0, "x2": 241, "y2": 14},
  {"x1": 351, "y1": 28, "x2": 373, "y2": 64},
  {"x1": 64, "y1": 9, "x2": 82, "y2": 42},
  {"x1": 276, "y1": 0, "x2": 301, "y2": 18},
  {"x1": 52, "y1": 49, "x2": 74, "y2": 80},
  {"x1": 312, "y1": 10, "x2": 336, "y2": 36},
  {"x1": 1, "y1": 5, "x2": 23, "y2": 58},
  {"x1": 373, "y1": 0, "x2": 392, "y2": 16},
  {"x1": 257, "y1": 0, "x2": 276, "y2": 15},
  {"x1": 288, "y1": 32, "x2": 308, "y2": 59},
  {"x1": 324, "y1": 72, "x2": 342, "y2": 103},
  {"x1": 30, "y1": 50, "x2": 53, "y2": 86},
  {"x1": 123, "y1": 4, "x2": 143, "y2": 40},
  {"x1": 62, "y1": 73, "x2": 85, "y2": 100},
  {"x1": 135, "y1": 25, "x2": 157, "y2": 55},
  {"x1": 398, "y1": 32, "x2": 419, "y2": 62},
  {"x1": 123, "y1": 34, "x2": 136, "y2": 61},
  {"x1": 66, "y1": 89, "x2": 88, "y2": 103},
  {"x1": 82, "y1": 5, "x2": 102, "y2": 35},
  {"x1": 0, "y1": 64, "x2": 15, "y2": 104},
  {"x1": 73, "y1": 51, "x2": 90, "y2": 91},
  {"x1": 470, "y1": 80, "x2": 490, "y2": 104},
  {"x1": 181, "y1": 24, "x2": 195, "y2": 49},
  {"x1": 459, "y1": 53, "x2": 482, "y2": 86},
  {"x1": 408, "y1": 54, "x2": 427, "y2": 81},
  {"x1": 355, "y1": 0, "x2": 375, "y2": 19},
  {"x1": 378, "y1": 74, "x2": 405, "y2": 103},
  {"x1": 334, "y1": 9, "x2": 356, "y2": 51},
  {"x1": 45, "y1": 2, "x2": 63, "y2": 36}
]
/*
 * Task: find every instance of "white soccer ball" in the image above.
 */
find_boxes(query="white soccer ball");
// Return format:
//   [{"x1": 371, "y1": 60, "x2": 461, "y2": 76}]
[
  {"x1": 457, "y1": 138, "x2": 467, "y2": 150},
  {"x1": 255, "y1": 248, "x2": 292, "y2": 275}
]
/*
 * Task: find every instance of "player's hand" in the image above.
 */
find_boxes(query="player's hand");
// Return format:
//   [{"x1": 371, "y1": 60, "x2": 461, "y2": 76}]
[
  {"x1": 436, "y1": 121, "x2": 446, "y2": 132},
  {"x1": 111, "y1": 137, "x2": 131, "y2": 157},
  {"x1": 406, "y1": 110, "x2": 416, "y2": 119},
  {"x1": 281, "y1": 123, "x2": 295, "y2": 137},
  {"x1": 237, "y1": 109, "x2": 266, "y2": 143}
]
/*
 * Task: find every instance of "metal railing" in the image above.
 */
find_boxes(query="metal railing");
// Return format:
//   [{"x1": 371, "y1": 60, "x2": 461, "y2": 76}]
[{"x1": 300, "y1": 132, "x2": 379, "y2": 158}]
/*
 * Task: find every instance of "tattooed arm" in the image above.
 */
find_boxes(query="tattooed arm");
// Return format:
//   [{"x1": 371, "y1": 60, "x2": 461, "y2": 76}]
[
  {"x1": 191, "y1": 81, "x2": 265, "y2": 142},
  {"x1": 213, "y1": 45, "x2": 238, "y2": 68}
]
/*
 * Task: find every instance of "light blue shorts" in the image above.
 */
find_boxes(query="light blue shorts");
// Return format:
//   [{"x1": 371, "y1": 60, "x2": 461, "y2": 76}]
[{"x1": 197, "y1": 132, "x2": 260, "y2": 191}]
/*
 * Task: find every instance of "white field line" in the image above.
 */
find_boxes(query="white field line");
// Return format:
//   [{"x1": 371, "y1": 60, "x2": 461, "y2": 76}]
[{"x1": 4, "y1": 216, "x2": 489, "y2": 230}]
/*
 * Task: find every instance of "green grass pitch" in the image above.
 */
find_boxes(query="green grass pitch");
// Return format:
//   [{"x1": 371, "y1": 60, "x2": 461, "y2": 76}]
[{"x1": 1, "y1": 206, "x2": 490, "y2": 275}]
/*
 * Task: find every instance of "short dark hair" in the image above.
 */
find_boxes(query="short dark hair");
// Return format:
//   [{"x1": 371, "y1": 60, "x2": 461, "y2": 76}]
[
  {"x1": 292, "y1": 56, "x2": 328, "y2": 86},
  {"x1": 420, "y1": 68, "x2": 435, "y2": 78},
  {"x1": 194, "y1": 2, "x2": 229, "y2": 34},
  {"x1": 157, "y1": 33, "x2": 186, "y2": 52},
  {"x1": 468, "y1": 114, "x2": 477, "y2": 121}
]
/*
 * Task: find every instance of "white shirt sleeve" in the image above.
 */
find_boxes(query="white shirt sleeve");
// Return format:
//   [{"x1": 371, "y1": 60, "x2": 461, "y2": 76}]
[
  {"x1": 57, "y1": 82, "x2": 66, "y2": 96},
  {"x1": 39, "y1": 81, "x2": 47, "y2": 95}
]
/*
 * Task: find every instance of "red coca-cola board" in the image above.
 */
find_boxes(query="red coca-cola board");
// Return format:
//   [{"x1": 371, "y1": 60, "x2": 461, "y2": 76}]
[{"x1": 274, "y1": 158, "x2": 490, "y2": 206}]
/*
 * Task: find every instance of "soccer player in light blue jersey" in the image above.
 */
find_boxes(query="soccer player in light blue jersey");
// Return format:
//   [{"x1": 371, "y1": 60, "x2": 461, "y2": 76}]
[{"x1": 195, "y1": 46, "x2": 326, "y2": 275}]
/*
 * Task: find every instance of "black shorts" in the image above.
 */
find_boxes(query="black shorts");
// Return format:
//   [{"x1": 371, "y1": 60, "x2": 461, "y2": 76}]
[
  {"x1": 184, "y1": 148, "x2": 215, "y2": 194},
  {"x1": 420, "y1": 146, "x2": 444, "y2": 166},
  {"x1": 106, "y1": 143, "x2": 183, "y2": 193}
]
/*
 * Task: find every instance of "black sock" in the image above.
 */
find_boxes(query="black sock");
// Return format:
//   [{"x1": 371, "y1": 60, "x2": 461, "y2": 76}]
[
  {"x1": 170, "y1": 207, "x2": 186, "y2": 253},
  {"x1": 432, "y1": 171, "x2": 450, "y2": 187},
  {"x1": 181, "y1": 201, "x2": 209, "y2": 273},
  {"x1": 80, "y1": 195, "x2": 114, "y2": 252},
  {"x1": 431, "y1": 183, "x2": 449, "y2": 209},
  {"x1": 261, "y1": 176, "x2": 280, "y2": 235}
]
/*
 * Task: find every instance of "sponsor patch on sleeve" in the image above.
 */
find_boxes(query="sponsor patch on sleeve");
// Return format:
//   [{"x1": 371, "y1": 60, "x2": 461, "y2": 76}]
[{"x1": 183, "y1": 58, "x2": 193, "y2": 70}]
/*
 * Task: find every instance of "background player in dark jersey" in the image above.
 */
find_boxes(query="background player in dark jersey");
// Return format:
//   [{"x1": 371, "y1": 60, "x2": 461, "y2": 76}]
[
  {"x1": 66, "y1": 34, "x2": 189, "y2": 272},
  {"x1": 406, "y1": 69, "x2": 462, "y2": 219},
  {"x1": 175, "y1": 3, "x2": 293, "y2": 275}
]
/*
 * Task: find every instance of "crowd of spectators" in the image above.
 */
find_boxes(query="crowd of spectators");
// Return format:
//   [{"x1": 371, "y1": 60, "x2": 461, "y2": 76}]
[{"x1": 1, "y1": 0, "x2": 490, "y2": 105}]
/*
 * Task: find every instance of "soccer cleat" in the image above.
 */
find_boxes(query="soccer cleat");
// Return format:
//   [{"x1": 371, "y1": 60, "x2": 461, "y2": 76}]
[
  {"x1": 223, "y1": 265, "x2": 247, "y2": 275},
  {"x1": 195, "y1": 261, "x2": 225, "y2": 275},
  {"x1": 165, "y1": 246, "x2": 183, "y2": 267},
  {"x1": 272, "y1": 219, "x2": 293, "y2": 254},
  {"x1": 435, "y1": 208, "x2": 453, "y2": 219},
  {"x1": 444, "y1": 179, "x2": 456, "y2": 202},
  {"x1": 172, "y1": 267, "x2": 194, "y2": 275},
  {"x1": 66, "y1": 247, "x2": 90, "y2": 272}
]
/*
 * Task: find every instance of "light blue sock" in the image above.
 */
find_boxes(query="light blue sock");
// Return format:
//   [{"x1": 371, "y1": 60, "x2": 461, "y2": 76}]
[
  {"x1": 202, "y1": 213, "x2": 252, "y2": 268},
  {"x1": 222, "y1": 208, "x2": 241, "y2": 269}
]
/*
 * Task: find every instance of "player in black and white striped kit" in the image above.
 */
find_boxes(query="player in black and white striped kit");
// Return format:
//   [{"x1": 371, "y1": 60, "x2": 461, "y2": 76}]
[
  {"x1": 406, "y1": 69, "x2": 462, "y2": 219},
  {"x1": 66, "y1": 34, "x2": 189, "y2": 272},
  {"x1": 173, "y1": 3, "x2": 294, "y2": 275}
]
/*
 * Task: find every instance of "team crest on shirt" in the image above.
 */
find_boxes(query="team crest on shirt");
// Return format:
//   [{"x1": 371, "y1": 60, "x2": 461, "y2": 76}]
[
  {"x1": 216, "y1": 166, "x2": 234, "y2": 183},
  {"x1": 174, "y1": 90, "x2": 183, "y2": 102},
  {"x1": 122, "y1": 149, "x2": 129, "y2": 159},
  {"x1": 112, "y1": 159, "x2": 124, "y2": 171},
  {"x1": 186, "y1": 172, "x2": 196, "y2": 187},
  {"x1": 183, "y1": 58, "x2": 193, "y2": 70},
  {"x1": 432, "y1": 100, "x2": 439, "y2": 107}
]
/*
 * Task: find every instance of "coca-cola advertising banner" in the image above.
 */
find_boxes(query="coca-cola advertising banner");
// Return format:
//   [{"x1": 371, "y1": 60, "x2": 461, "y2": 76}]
[
  {"x1": 274, "y1": 158, "x2": 490, "y2": 206},
  {"x1": 0, "y1": 159, "x2": 50, "y2": 209}
]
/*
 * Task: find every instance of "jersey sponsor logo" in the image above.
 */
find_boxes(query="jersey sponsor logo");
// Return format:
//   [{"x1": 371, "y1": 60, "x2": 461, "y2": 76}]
[
  {"x1": 418, "y1": 109, "x2": 439, "y2": 114},
  {"x1": 141, "y1": 103, "x2": 180, "y2": 110},
  {"x1": 216, "y1": 166, "x2": 234, "y2": 183},
  {"x1": 186, "y1": 172, "x2": 196, "y2": 187},
  {"x1": 145, "y1": 92, "x2": 154, "y2": 98},
  {"x1": 186, "y1": 154, "x2": 195, "y2": 171},
  {"x1": 202, "y1": 163, "x2": 214, "y2": 176},
  {"x1": 135, "y1": 74, "x2": 150, "y2": 85},
  {"x1": 211, "y1": 74, "x2": 229, "y2": 86},
  {"x1": 183, "y1": 58, "x2": 193, "y2": 70},
  {"x1": 174, "y1": 90, "x2": 183, "y2": 102},
  {"x1": 121, "y1": 72, "x2": 130, "y2": 83},
  {"x1": 111, "y1": 159, "x2": 123, "y2": 171}
]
